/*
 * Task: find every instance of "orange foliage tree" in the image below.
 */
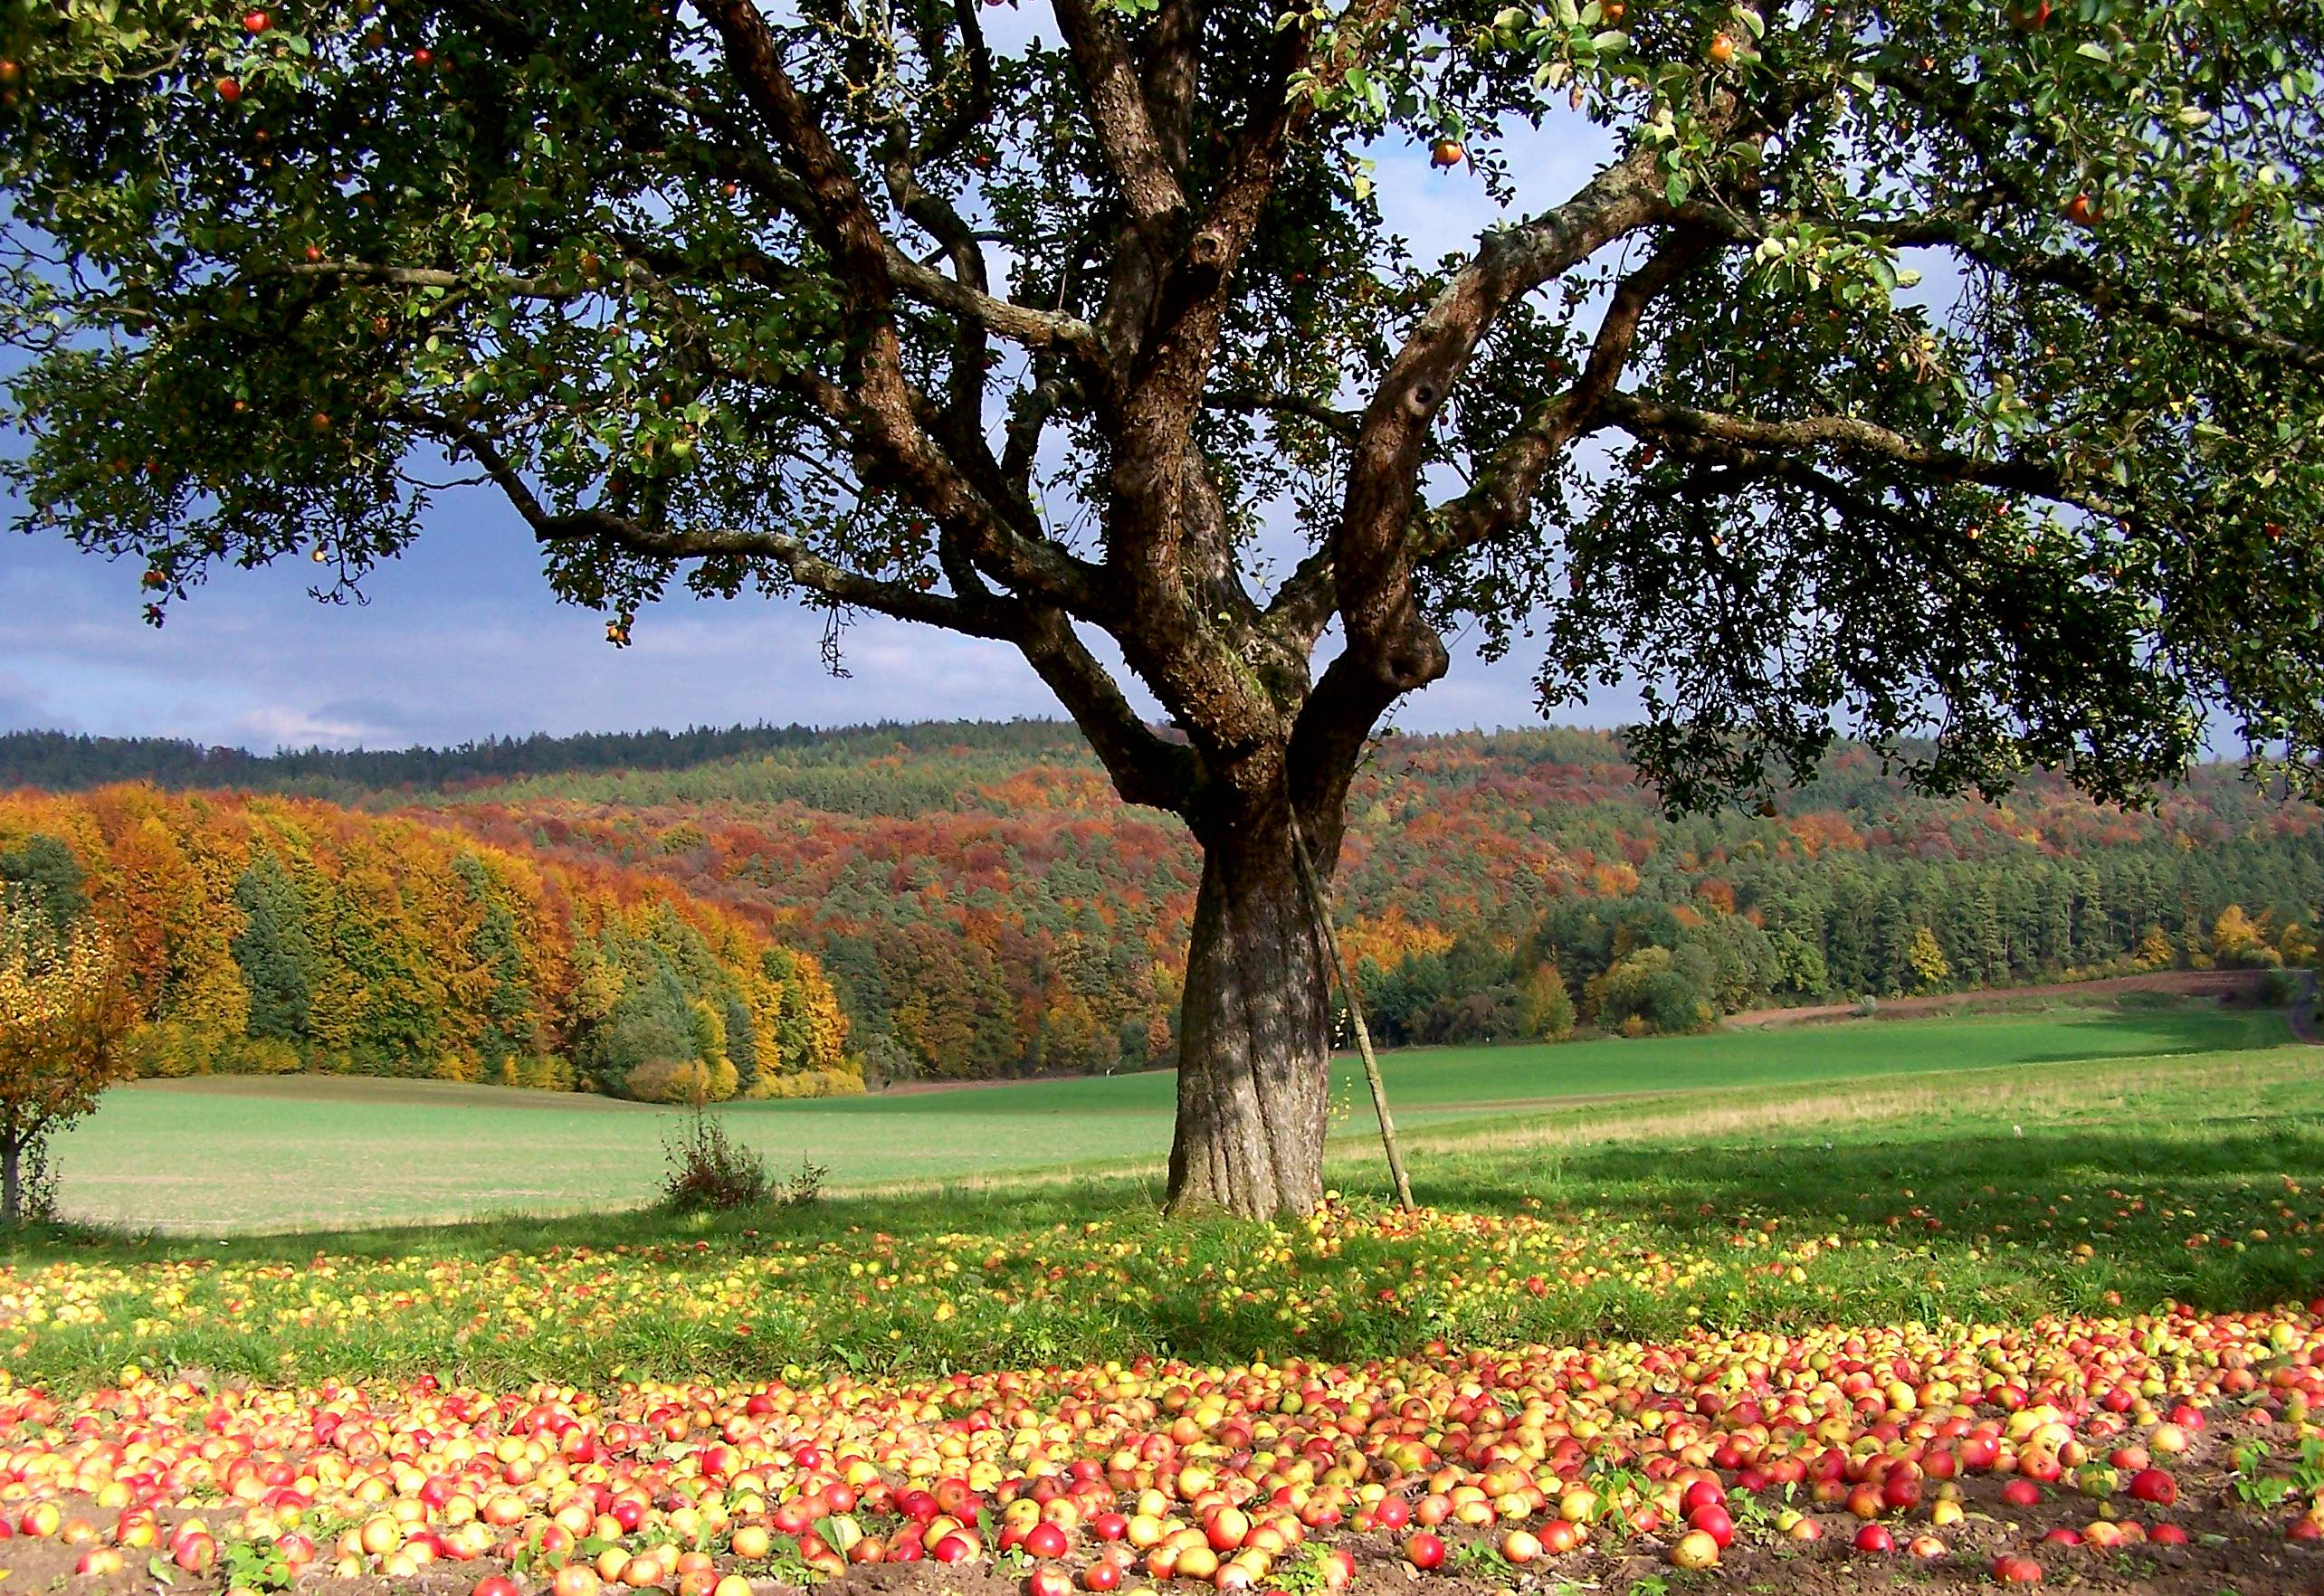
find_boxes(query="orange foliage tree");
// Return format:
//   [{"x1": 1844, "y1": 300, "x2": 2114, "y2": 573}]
[
  {"x1": 0, "y1": 788, "x2": 851, "y2": 1100},
  {"x1": 0, "y1": 904, "x2": 136, "y2": 1222}
]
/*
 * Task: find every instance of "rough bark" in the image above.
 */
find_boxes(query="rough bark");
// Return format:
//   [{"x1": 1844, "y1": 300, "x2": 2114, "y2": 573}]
[
  {"x1": 1166, "y1": 798, "x2": 1335, "y2": 1219},
  {"x1": 2, "y1": 1133, "x2": 19, "y2": 1228}
]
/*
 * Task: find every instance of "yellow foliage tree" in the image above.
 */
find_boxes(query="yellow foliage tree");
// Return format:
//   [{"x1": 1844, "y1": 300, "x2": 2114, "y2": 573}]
[
  {"x1": 2132, "y1": 925, "x2": 2180, "y2": 972},
  {"x1": 0, "y1": 905, "x2": 136, "y2": 1222},
  {"x1": 2211, "y1": 904, "x2": 2274, "y2": 968},
  {"x1": 1905, "y1": 926, "x2": 1952, "y2": 993}
]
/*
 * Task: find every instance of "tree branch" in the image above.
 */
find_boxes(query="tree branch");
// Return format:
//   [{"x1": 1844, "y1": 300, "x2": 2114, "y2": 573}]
[
  {"x1": 409, "y1": 410, "x2": 995, "y2": 633},
  {"x1": 1205, "y1": 389, "x2": 1359, "y2": 440},
  {"x1": 275, "y1": 261, "x2": 588, "y2": 299},
  {"x1": 1595, "y1": 393, "x2": 2131, "y2": 518},
  {"x1": 1008, "y1": 606, "x2": 1199, "y2": 812},
  {"x1": 1138, "y1": 0, "x2": 1203, "y2": 177},
  {"x1": 684, "y1": 0, "x2": 1115, "y2": 622},
  {"x1": 883, "y1": 4, "x2": 1005, "y2": 433},
  {"x1": 1681, "y1": 200, "x2": 2324, "y2": 376},
  {"x1": 881, "y1": 244, "x2": 1105, "y2": 358},
  {"x1": 1422, "y1": 231, "x2": 1720, "y2": 563},
  {"x1": 1331, "y1": 151, "x2": 1669, "y2": 683},
  {"x1": 1896, "y1": 217, "x2": 2324, "y2": 376},
  {"x1": 1051, "y1": 0, "x2": 1189, "y2": 231}
]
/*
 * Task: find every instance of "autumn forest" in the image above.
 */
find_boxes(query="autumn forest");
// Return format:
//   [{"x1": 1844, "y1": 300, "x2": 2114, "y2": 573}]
[{"x1": 5, "y1": 721, "x2": 2317, "y2": 1096}]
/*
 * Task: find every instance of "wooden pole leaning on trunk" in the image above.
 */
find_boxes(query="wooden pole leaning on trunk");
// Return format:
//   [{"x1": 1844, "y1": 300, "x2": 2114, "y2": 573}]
[{"x1": 1287, "y1": 812, "x2": 1416, "y2": 1213}]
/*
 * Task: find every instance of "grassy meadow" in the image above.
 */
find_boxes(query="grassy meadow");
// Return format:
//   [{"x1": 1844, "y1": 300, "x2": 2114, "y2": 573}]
[
  {"x1": 48, "y1": 997, "x2": 2281, "y2": 1233},
  {"x1": 0, "y1": 998, "x2": 2312, "y2": 1393}
]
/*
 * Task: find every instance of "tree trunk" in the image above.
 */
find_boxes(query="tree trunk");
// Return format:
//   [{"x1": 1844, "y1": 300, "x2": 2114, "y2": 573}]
[
  {"x1": 2, "y1": 1134, "x2": 19, "y2": 1228},
  {"x1": 1166, "y1": 804, "x2": 1334, "y2": 1218}
]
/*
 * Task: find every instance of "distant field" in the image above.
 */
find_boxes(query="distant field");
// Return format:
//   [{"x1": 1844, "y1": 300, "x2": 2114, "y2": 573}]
[{"x1": 53, "y1": 999, "x2": 2289, "y2": 1233}]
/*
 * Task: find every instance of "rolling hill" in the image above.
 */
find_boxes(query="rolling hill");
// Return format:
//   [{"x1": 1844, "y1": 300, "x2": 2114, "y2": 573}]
[{"x1": 9, "y1": 722, "x2": 2318, "y2": 1082}]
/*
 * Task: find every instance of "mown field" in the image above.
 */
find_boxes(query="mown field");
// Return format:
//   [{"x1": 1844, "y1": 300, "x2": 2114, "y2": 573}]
[
  {"x1": 52, "y1": 998, "x2": 2279, "y2": 1232},
  {"x1": 18, "y1": 1021, "x2": 2319, "y2": 1387},
  {"x1": 5, "y1": 1005, "x2": 2324, "y2": 1594}
]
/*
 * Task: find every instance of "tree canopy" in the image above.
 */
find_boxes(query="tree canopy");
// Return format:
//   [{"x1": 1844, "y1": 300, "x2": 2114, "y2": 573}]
[
  {"x1": 7, "y1": 0, "x2": 2321, "y2": 1213},
  {"x1": 5, "y1": 0, "x2": 2320, "y2": 817}
]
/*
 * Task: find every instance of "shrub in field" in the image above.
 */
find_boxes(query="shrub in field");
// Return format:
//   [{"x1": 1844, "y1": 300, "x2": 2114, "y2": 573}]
[
  {"x1": 516, "y1": 1053, "x2": 577, "y2": 1092},
  {"x1": 625, "y1": 1057, "x2": 716, "y2": 1106},
  {"x1": 1588, "y1": 946, "x2": 1714, "y2": 1036},
  {"x1": 2133, "y1": 926, "x2": 2182, "y2": 972},
  {"x1": 660, "y1": 1105, "x2": 771, "y2": 1212},
  {"x1": 749, "y1": 1068, "x2": 869, "y2": 1100},
  {"x1": 853, "y1": 1034, "x2": 919, "y2": 1091},
  {"x1": 122, "y1": 1020, "x2": 214, "y2": 1078},
  {"x1": 778, "y1": 1155, "x2": 830, "y2": 1208}
]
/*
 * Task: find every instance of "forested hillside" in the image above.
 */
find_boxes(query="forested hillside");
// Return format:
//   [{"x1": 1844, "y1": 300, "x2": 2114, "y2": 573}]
[
  {"x1": 0, "y1": 787, "x2": 854, "y2": 1099},
  {"x1": 0, "y1": 723, "x2": 999, "y2": 803},
  {"x1": 13, "y1": 723, "x2": 2320, "y2": 1081}
]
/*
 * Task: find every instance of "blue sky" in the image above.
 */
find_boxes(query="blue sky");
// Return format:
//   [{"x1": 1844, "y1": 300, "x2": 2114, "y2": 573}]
[{"x1": 2, "y1": 22, "x2": 1634, "y2": 754}]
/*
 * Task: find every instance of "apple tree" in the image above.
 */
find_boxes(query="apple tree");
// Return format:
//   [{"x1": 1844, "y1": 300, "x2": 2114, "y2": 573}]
[{"x1": 5, "y1": 0, "x2": 2320, "y2": 1215}]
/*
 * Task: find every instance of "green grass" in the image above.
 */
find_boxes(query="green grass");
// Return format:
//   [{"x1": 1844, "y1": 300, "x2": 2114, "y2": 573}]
[
  {"x1": 6, "y1": 1019, "x2": 2320, "y2": 1393},
  {"x1": 52, "y1": 1000, "x2": 2276, "y2": 1232}
]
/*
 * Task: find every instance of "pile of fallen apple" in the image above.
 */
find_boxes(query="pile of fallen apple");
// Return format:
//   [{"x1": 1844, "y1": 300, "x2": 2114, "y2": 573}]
[{"x1": 5, "y1": 1296, "x2": 2324, "y2": 1592}]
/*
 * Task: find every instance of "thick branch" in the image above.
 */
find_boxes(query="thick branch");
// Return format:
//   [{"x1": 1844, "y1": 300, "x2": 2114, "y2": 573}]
[
  {"x1": 881, "y1": 245, "x2": 1105, "y2": 358},
  {"x1": 1138, "y1": 0, "x2": 1203, "y2": 176},
  {"x1": 883, "y1": 6, "x2": 1005, "y2": 432},
  {"x1": 1332, "y1": 152, "x2": 1668, "y2": 677},
  {"x1": 1205, "y1": 390, "x2": 1359, "y2": 441},
  {"x1": 1009, "y1": 606, "x2": 1198, "y2": 812},
  {"x1": 685, "y1": 0, "x2": 1113, "y2": 621},
  {"x1": 691, "y1": 0, "x2": 894, "y2": 299},
  {"x1": 1051, "y1": 0, "x2": 1189, "y2": 230},
  {"x1": 276, "y1": 261, "x2": 586, "y2": 299},
  {"x1": 414, "y1": 411, "x2": 993, "y2": 632},
  {"x1": 1423, "y1": 232, "x2": 1720, "y2": 563}
]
